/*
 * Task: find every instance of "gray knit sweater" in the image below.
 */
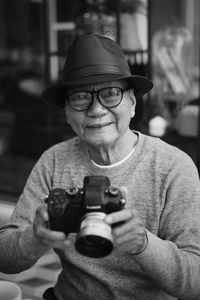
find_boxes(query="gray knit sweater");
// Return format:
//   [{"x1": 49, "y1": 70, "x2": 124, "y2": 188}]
[{"x1": 0, "y1": 132, "x2": 200, "y2": 300}]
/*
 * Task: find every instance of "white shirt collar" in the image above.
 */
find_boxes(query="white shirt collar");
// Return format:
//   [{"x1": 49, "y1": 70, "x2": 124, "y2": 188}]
[{"x1": 91, "y1": 145, "x2": 136, "y2": 169}]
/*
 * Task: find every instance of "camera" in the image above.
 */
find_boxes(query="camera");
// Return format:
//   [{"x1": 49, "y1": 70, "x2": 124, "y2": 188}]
[{"x1": 45, "y1": 176, "x2": 125, "y2": 258}]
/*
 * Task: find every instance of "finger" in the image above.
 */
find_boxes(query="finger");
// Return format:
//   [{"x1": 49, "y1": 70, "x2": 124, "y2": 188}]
[
  {"x1": 50, "y1": 237, "x2": 73, "y2": 250},
  {"x1": 33, "y1": 207, "x2": 49, "y2": 237},
  {"x1": 105, "y1": 208, "x2": 137, "y2": 225},
  {"x1": 34, "y1": 208, "x2": 49, "y2": 234},
  {"x1": 119, "y1": 186, "x2": 128, "y2": 200},
  {"x1": 35, "y1": 227, "x2": 67, "y2": 248},
  {"x1": 113, "y1": 217, "x2": 143, "y2": 236},
  {"x1": 43, "y1": 233, "x2": 73, "y2": 249},
  {"x1": 115, "y1": 231, "x2": 147, "y2": 254},
  {"x1": 35, "y1": 206, "x2": 49, "y2": 222},
  {"x1": 36, "y1": 226, "x2": 66, "y2": 241},
  {"x1": 115, "y1": 239, "x2": 142, "y2": 253},
  {"x1": 39, "y1": 236, "x2": 73, "y2": 250},
  {"x1": 114, "y1": 227, "x2": 145, "y2": 244}
]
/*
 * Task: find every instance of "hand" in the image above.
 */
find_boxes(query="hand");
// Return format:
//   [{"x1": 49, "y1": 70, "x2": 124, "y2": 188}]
[
  {"x1": 105, "y1": 187, "x2": 148, "y2": 255},
  {"x1": 33, "y1": 206, "x2": 72, "y2": 250}
]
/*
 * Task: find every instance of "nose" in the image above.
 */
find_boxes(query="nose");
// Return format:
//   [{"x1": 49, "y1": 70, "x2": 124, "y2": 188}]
[{"x1": 87, "y1": 93, "x2": 107, "y2": 117}]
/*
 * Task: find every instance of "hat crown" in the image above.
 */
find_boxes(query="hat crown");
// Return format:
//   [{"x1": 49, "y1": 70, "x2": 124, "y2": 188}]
[
  {"x1": 42, "y1": 34, "x2": 153, "y2": 107},
  {"x1": 62, "y1": 34, "x2": 131, "y2": 82}
]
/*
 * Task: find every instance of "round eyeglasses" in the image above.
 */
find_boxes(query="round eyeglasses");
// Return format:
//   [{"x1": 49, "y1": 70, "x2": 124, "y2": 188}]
[{"x1": 66, "y1": 87, "x2": 129, "y2": 112}]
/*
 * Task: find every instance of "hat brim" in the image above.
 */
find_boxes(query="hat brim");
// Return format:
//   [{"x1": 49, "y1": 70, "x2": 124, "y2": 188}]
[{"x1": 42, "y1": 74, "x2": 153, "y2": 108}]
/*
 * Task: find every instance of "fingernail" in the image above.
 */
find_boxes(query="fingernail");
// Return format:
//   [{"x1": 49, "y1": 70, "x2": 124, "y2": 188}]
[{"x1": 105, "y1": 216, "x2": 111, "y2": 223}]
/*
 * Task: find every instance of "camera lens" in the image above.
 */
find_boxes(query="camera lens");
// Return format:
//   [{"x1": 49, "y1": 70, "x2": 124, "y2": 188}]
[{"x1": 75, "y1": 212, "x2": 113, "y2": 258}]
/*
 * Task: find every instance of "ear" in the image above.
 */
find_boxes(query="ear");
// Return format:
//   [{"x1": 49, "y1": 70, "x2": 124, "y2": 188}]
[
  {"x1": 129, "y1": 89, "x2": 136, "y2": 118},
  {"x1": 64, "y1": 105, "x2": 71, "y2": 125}
]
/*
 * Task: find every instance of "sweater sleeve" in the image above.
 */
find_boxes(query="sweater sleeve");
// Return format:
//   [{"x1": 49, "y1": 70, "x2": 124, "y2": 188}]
[
  {"x1": 134, "y1": 154, "x2": 200, "y2": 299},
  {"x1": 0, "y1": 150, "x2": 54, "y2": 273}
]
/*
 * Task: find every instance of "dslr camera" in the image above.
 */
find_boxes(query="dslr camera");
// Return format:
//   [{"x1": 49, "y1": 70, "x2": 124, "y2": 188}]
[{"x1": 45, "y1": 176, "x2": 125, "y2": 258}]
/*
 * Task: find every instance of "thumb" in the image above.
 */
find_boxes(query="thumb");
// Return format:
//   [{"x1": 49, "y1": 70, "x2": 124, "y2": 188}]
[{"x1": 119, "y1": 186, "x2": 128, "y2": 201}]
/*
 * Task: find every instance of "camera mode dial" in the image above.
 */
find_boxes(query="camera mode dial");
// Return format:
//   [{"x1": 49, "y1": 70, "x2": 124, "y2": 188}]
[
  {"x1": 108, "y1": 186, "x2": 119, "y2": 196},
  {"x1": 48, "y1": 188, "x2": 68, "y2": 217},
  {"x1": 66, "y1": 187, "x2": 79, "y2": 196}
]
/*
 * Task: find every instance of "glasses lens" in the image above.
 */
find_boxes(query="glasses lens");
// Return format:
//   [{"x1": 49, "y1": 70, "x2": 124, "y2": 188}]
[
  {"x1": 99, "y1": 87, "x2": 122, "y2": 107},
  {"x1": 68, "y1": 91, "x2": 91, "y2": 111}
]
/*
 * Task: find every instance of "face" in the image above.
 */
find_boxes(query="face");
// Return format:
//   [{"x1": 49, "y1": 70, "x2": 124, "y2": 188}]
[{"x1": 64, "y1": 80, "x2": 136, "y2": 148}]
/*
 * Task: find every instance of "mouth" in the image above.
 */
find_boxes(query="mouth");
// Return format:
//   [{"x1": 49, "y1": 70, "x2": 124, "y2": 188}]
[{"x1": 86, "y1": 122, "x2": 113, "y2": 129}]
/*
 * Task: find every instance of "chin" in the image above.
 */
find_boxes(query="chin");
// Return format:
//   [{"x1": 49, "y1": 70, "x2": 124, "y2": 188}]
[{"x1": 84, "y1": 133, "x2": 116, "y2": 147}]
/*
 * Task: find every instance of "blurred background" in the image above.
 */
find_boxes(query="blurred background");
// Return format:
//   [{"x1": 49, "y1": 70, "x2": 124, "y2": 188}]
[
  {"x1": 0, "y1": 0, "x2": 199, "y2": 297},
  {"x1": 0, "y1": 0, "x2": 200, "y2": 201},
  {"x1": 0, "y1": 0, "x2": 199, "y2": 201}
]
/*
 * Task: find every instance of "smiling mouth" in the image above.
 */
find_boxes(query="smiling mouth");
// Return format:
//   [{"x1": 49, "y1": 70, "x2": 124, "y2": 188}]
[{"x1": 86, "y1": 122, "x2": 113, "y2": 129}]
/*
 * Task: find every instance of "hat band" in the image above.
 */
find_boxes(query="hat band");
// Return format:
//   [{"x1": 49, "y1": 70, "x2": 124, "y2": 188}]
[{"x1": 65, "y1": 64, "x2": 131, "y2": 80}]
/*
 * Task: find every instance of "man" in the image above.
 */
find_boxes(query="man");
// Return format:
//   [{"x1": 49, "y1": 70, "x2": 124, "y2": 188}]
[{"x1": 0, "y1": 34, "x2": 200, "y2": 300}]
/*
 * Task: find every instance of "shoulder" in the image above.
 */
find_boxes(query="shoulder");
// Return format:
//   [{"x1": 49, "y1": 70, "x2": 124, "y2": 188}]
[
  {"x1": 34, "y1": 136, "x2": 81, "y2": 171},
  {"x1": 140, "y1": 132, "x2": 192, "y2": 160},
  {"x1": 137, "y1": 132, "x2": 197, "y2": 174},
  {"x1": 43, "y1": 136, "x2": 81, "y2": 159}
]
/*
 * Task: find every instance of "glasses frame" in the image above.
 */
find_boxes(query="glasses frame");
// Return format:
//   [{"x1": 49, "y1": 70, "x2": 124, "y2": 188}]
[{"x1": 66, "y1": 87, "x2": 130, "y2": 112}]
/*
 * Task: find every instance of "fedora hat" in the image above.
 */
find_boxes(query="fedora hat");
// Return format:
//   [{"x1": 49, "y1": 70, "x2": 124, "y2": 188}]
[{"x1": 42, "y1": 34, "x2": 153, "y2": 107}]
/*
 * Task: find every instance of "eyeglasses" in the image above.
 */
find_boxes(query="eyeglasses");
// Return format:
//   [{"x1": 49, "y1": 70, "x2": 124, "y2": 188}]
[{"x1": 66, "y1": 87, "x2": 129, "y2": 111}]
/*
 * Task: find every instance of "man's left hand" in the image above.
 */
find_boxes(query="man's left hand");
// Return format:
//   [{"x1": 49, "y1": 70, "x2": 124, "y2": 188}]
[{"x1": 104, "y1": 187, "x2": 148, "y2": 254}]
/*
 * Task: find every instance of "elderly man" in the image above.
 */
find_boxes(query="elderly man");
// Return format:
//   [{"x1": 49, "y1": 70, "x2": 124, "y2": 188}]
[{"x1": 0, "y1": 34, "x2": 200, "y2": 300}]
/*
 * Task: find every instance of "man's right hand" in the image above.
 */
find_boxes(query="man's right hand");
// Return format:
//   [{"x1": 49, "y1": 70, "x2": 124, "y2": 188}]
[{"x1": 33, "y1": 205, "x2": 72, "y2": 250}]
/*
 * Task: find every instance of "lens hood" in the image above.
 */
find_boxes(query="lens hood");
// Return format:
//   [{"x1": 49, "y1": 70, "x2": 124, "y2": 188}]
[{"x1": 75, "y1": 212, "x2": 113, "y2": 258}]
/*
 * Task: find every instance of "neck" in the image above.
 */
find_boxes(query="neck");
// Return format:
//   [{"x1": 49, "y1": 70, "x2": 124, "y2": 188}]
[{"x1": 88, "y1": 130, "x2": 138, "y2": 165}]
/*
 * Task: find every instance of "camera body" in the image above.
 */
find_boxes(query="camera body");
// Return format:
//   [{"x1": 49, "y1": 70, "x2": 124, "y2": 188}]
[{"x1": 45, "y1": 176, "x2": 125, "y2": 257}]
